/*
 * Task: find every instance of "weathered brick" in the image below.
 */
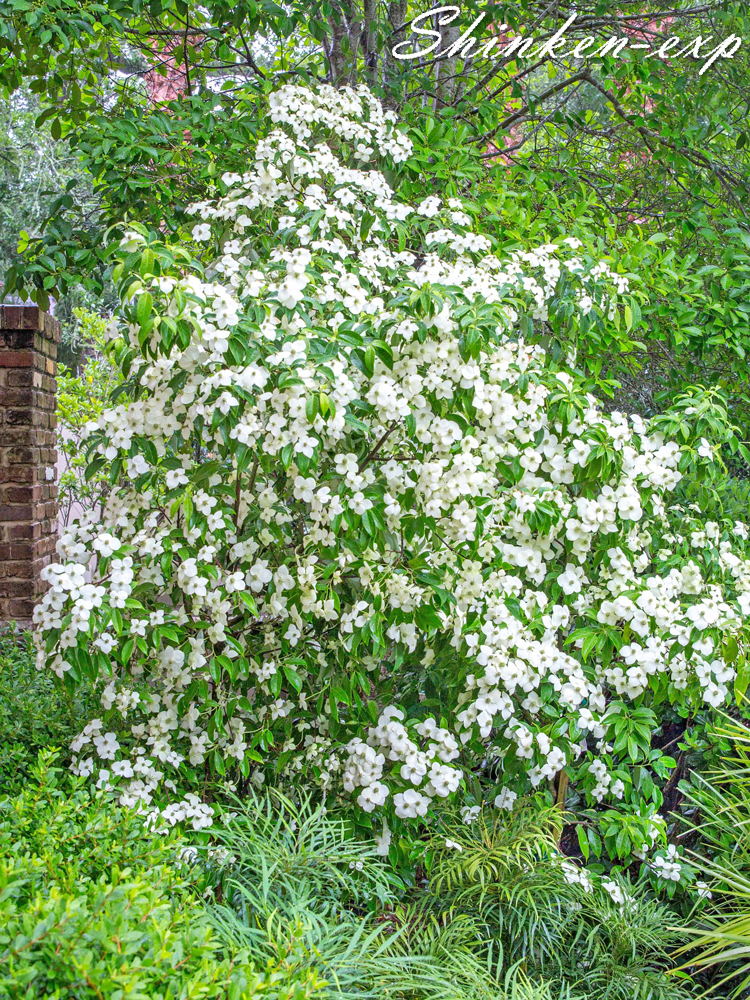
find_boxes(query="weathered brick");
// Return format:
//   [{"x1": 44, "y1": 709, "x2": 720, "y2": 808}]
[
  {"x1": 6, "y1": 369, "x2": 34, "y2": 388},
  {"x1": 0, "y1": 350, "x2": 34, "y2": 368},
  {"x1": 0, "y1": 485, "x2": 40, "y2": 504},
  {"x1": 0, "y1": 578, "x2": 35, "y2": 597},
  {"x1": 10, "y1": 598, "x2": 35, "y2": 614},
  {"x1": 0, "y1": 560, "x2": 33, "y2": 580},
  {"x1": 5, "y1": 447, "x2": 36, "y2": 465},
  {"x1": 1, "y1": 387, "x2": 33, "y2": 407},
  {"x1": 3, "y1": 597, "x2": 35, "y2": 620},
  {"x1": 0, "y1": 305, "x2": 45, "y2": 331},
  {"x1": 4, "y1": 465, "x2": 34, "y2": 483},
  {"x1": 6, "y1": 408, "x2": 33, "y2": 426},
  {"x1": 0, "y1": 504, "x2": 34, "y2": 521},
  {"x1": 2, "y1": 427, "x2": 34, "y2": 447},
  {"x1": 35, "y1": 537, "x2": 57, "y2": 557},
  {"x1": 9, "y1": 523, "x2": 34, "y2": 540}
]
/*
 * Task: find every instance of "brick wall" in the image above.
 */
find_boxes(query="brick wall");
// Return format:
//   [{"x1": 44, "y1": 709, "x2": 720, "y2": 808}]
[{"x1": 0, "y1": 305, "x2": 60, "y2": 625}]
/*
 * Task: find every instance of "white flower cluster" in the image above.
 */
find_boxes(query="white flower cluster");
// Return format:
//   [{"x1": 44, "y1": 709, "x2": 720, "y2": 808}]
[
  {"x1": 150, "y1": 793, "x2": 215, "y2": 832},
  {"x1": 562, "y1": 857, "x2": 633, "y2": 909},
  {"x1": 651, "y1": 843, "x2": 683, "y2": 882},
  {"x1": 265, "y1": 84, "x2": 412, "y2": 163},
  {"x1": 552, "y1": 858, "x2": 635, "y2": 911},
  {"x1": 344, "y1": 707, "x2": 461, "y2": 815},
  {"x1": 561, "y1": 860, "x2": 595, "y2": 893},
  {"x1": 33, "y1": 82, "x2": 749, "y2": 830},
  {"x1": 601, "y1": 878, "x2": 631, "y2": 908}
]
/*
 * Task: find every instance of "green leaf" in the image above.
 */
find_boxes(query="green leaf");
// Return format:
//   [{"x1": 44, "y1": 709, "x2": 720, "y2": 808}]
[
  {"x1": 283, "y1": 665, "x2": 303, "y2": 692},
  {"x1": 269, "y1": 670, "x2": 282, "y2": 697},
  {"x1": 577, "y1": 825, "x2": 590, "y2": 861},
  {"x1": 136, "y1": 291, "x2": 153, "y2": 325},
  {"x1": 360, "y1": 210, "x2": 376, "y2": 241},
  {"x1": 587, "y1": 826, "x2": 602, "y2": 858},
  {"x1": 736, "y1": 657, "x2": 750, "y2": 705},
  {"x1": 331, "y1": 686, "x2": 350, "y2": 706},
  {"x1": 723, "y1": 635, "x2": 739, "y2": 663},
  {"x1": 212, "y1": 750, "x2": 226, "y2": 775},
  {"x1": 238, "y1": 592, "x2": 259, "y2": 616},
  {"x1": 140, "y1": 248, "x2": 155, "y2": 276},
  {"x1": 328, "y1": 693, "x2": 339, "y2": 722},
  {"x1": 85, "y1": 458, "x2": 106, "y2": 482}
]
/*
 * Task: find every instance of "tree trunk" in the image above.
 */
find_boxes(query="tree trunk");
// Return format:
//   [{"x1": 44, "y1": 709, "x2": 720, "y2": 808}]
[
  {"x1": 324, "y1": 1, "x2": 362, "y2": 86},
  {"x1": 361, "y1": 0, "x2": 378, "y2": 84},
  {"x1": 435, "y1": 19, "x2": 460, "y2": 109},
  {"x1": 382, "y1": 0, "x2": 407, "y2": 104}
]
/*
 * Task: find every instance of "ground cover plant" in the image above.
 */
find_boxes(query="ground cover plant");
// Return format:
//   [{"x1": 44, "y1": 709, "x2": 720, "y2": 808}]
[
  {"x1": 0, "y1": 626, "x2": 100, "y2": 794},
  {"x1": 204, "y1": 788, "x2": 695, "y2": 1000},
  {"x1": 0, "y1": 736, "x2": 700, "y2": 1000}
]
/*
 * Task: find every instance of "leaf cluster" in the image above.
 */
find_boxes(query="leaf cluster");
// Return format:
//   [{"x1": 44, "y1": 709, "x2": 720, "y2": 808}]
[{"x1": 0, "y1": 749, "x2": 322, "y2": 1000}]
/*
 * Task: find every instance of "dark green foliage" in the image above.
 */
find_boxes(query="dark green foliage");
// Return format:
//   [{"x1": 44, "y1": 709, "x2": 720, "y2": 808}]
[
  {"x1": 206, "y1": 790, "x2": 562, "y2": 999},
  {"x1": 422, "y1": 806, "x2": 692, "y2": 1000},
  {"x1": 677, "y1": 474, "x2": 750, "y2": 524},
  {"x1": 0, "y1": 626, "x2": 100, "y2": 792}
]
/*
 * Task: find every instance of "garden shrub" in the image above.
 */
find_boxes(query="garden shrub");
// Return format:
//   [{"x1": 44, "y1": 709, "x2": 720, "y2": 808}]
[
  {"x1": 0, "y1": 750, "x2": 322, "y2": 999},
  {"x1": 0, "y1": 748, "x2": 184, "y2": 887},
  {"x1": 30, "y1": 83, "x2": 750, "y2": 877},
  {"x1": 0, "y1": 627, "x2": 100, "y2": 792},
  {"x1": 420, "y1": 803, "x2": 694, "y2": 1000}
]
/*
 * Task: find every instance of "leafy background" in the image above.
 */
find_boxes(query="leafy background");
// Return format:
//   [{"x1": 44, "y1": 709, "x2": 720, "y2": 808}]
[{"x1": 3, "y1": 0, "x2": 750, "y2": 995}]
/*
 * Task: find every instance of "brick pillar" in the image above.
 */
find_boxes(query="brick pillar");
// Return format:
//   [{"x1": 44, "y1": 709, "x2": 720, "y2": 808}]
[{"x1": 0, "y1": 305, "x2": 60, "y2": 624}]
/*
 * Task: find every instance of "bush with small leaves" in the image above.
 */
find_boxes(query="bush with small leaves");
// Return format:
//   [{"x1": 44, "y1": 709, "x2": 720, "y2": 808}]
[
  {"x1": 0, "y1": 750, "x2": 323, "y2": 1000},
  {"x1": 56, "y1": 307, "x2": 123, "y2": 527},
  {"x1": 0, "y1": 626, "x2": 100, "y2": 792}
]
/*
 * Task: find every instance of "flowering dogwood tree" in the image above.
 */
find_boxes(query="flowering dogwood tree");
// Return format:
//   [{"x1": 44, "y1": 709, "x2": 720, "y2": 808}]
[{"x1": 34, "y1": 84, "x2": 750, "y2": 855}]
